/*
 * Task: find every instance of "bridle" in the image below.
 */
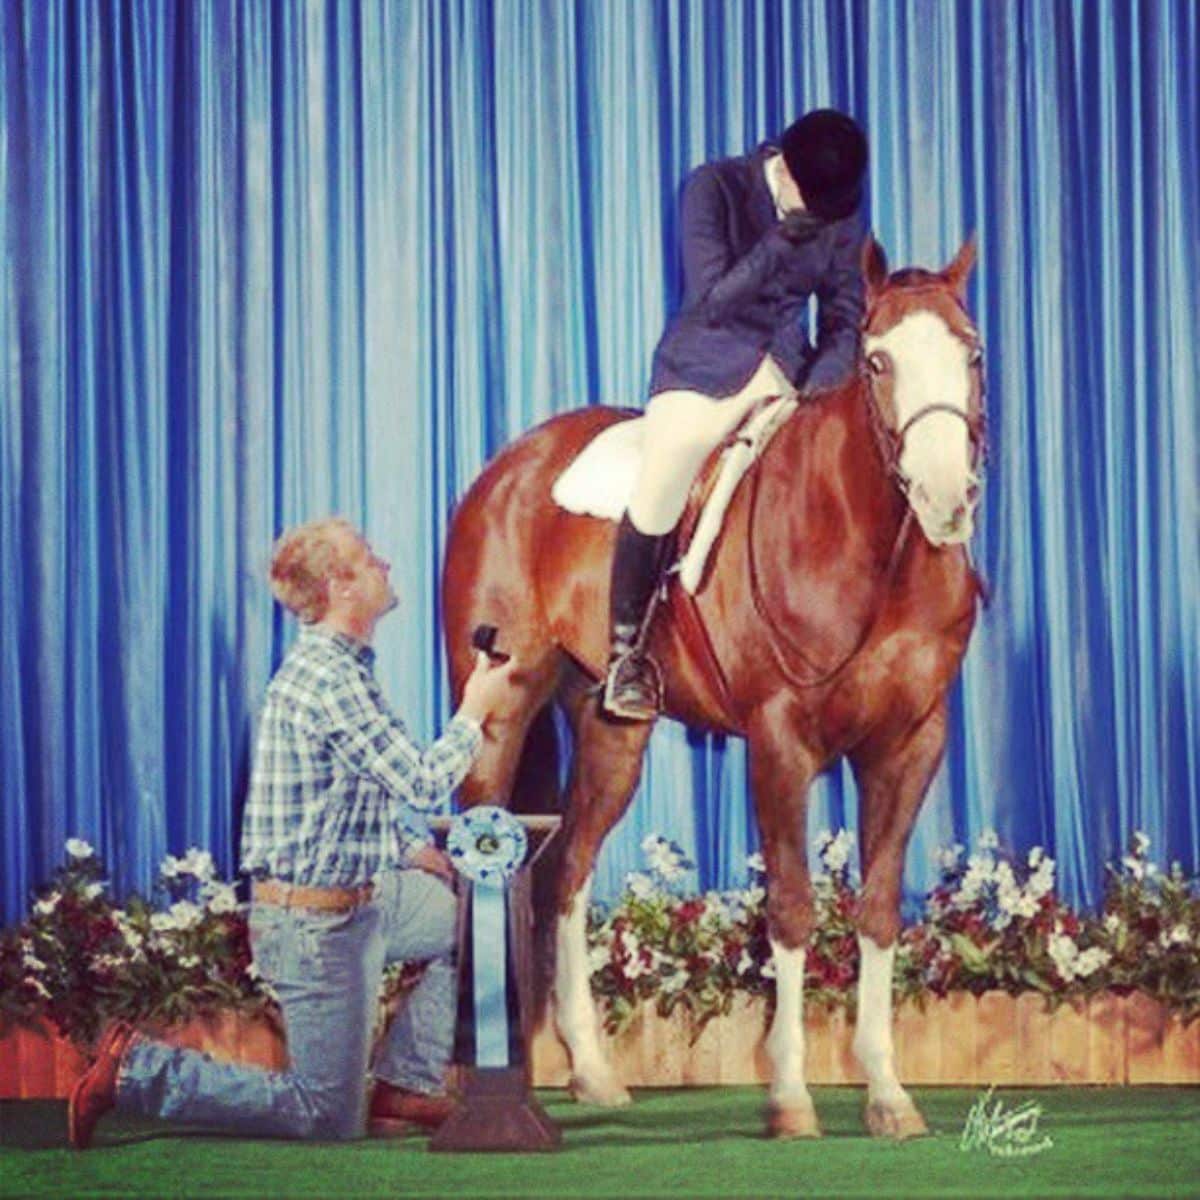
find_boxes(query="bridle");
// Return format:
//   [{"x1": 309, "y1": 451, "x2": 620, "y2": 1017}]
[{"x1": 861, "y1": 291, "x2": 989, "y2": 502}]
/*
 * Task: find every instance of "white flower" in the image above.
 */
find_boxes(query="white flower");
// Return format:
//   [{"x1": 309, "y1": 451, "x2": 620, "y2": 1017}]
[
  {"x1": 1048, "y1": 933, "x2": 1080, "y2": 982},
  {"x1": 819, "y1": 829, "x2": 855, "y2": 874},
  {"x1": 977, "y1": 829, "x2": 1000, "y2": 852},
  {"x1": 587, "y1": 942, "x2": 611, "y2": 973},
  {"x1": 92, "y1": 953, "x2": 126, "y2": 972},
  {"x1": 641, "y1": 834, "x2": 691, "y2": 882},
  {"x1": 661, "y1": 965, "x2": 690, "y2": 993},
  {"x1": 700, "y1": 891, "x2": 732, "y2": 928},
  {"x1": 814, "y1": 829, "x2": 833, "y2": 852},
  {"x1": 202, "y1": 883, "x2": 239, "y2": 914},
  {"x1": 1132, "y1": 831, "x2": 1150, "y2": 856},
  {"x1": 65, "y1": 837, "x2": 94, "y2": 859},
  {"x1": 745, "y1": 851, "x2": 766, "y2": 875},
  {"x1": 625, "y1": 872, "x2": 658, "y2": 901},
  {"x1": 740, "y1": 884, "x2": 766, "y2": 908},
  {"x1": 1027, "y1": 857, "x2": 1056, "y2": 902},
  {"x1": 33, "y1": 893, "x2": 61, "y2": 916},
  {"x1": 81, "y1": 881, "x2": 106, "y2": 902},
  {"x1": 1103, "y1": 913, "x2": 1122, "y2": 934},
  {"x1": 1075, "y1": 947, "x2": 1111, "y2": 977},
  {"x1": 1167, "y1": 924, "x2": 1191, "y2": 947},
  {"x1": 22, "y1": 951, "x2": 47, "y2": 973},
  {"x1": 160, "y1": 854, "x2": 182, "y2": 879},
  {"x1": 114, "y1": 911, "x2": 145, "y2": 952},
  {"x1": 177, "y1": 954, "x2": 201, "y2": 969},
  {"x1": 23, "y1": 976, "x2": 51, "y2": 999},
  {"x1": 1028, "y1": 846, "x2": 1045, "y2": 869},
  {"x1": 936, "y1": 843, "x2": 965, "y2": 873},
  {"x1": 151, "y1": 899, "x2": 203, "y2": 932},
  {"x1": 181, "y1": 848, "x2": 215, "y2": 881},
  {"x1": 1121, "y1": 855, "x2": 1146, "y2": 881}
]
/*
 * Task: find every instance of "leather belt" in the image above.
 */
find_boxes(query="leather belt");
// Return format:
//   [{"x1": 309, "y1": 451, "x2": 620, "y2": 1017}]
[{"x1": 252, "y1": 879, "x2": 374, "y2": 912}]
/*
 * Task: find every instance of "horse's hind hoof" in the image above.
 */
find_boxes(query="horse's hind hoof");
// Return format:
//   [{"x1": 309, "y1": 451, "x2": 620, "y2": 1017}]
[
  {"x1": 864, "y1": 1099, "x2": 929, "y2": 1140},
  {"x1": 767, "y1": 1101, "x2": 822, "y2": 1139},
  {"x1": 569, "y1": 1073, "x2": 632, "y2": 1107}
]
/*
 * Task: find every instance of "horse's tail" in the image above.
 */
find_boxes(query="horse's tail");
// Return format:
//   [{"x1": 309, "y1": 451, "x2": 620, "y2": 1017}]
[{"x1": 508, "y1": 702, "x2": 563, "y2": 1028}]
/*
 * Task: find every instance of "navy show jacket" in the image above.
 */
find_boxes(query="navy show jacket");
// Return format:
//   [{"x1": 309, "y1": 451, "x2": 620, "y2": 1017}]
[{"x1": 649, "y1": 145, "x2": 866, "y2": 399}]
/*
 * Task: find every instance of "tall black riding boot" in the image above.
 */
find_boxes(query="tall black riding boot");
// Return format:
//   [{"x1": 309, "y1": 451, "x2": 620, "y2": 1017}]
[{"x1": 603, "y1": 514, "x2": 668, "y2": 721}]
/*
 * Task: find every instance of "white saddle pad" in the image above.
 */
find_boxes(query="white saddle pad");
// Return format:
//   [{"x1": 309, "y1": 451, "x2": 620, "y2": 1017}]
[{"x1": 550, "y1": 397, "x2": 797, "y2": 593}]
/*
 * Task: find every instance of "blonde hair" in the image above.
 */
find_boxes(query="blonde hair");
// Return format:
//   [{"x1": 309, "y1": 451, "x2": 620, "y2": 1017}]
[{"x1": 268, "y1": 517, "x2": 356, "y2": 623}]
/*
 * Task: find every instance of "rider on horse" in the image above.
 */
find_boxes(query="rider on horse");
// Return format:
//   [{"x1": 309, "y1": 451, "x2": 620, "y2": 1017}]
[{"x1": 604, "y1": 109, "x2": 870, "y2": 721}]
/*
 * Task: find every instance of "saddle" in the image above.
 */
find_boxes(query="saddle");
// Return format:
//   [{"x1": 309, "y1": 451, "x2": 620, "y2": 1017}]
[{"x1": 550, "y1": 395, "x2": 797, "y2": 593}]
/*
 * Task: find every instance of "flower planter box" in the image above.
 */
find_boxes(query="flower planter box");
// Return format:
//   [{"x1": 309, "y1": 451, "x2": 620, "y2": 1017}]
[
  {"x1": 527, "y1": 992, "x2": 1200, "y2": 1087},
  {"x1": 0, "y1": 1011, "x2": 285, "y2": 1101},
  {"x1": 4, "y1": 993, "x2": 1197, "y2": 1100}
]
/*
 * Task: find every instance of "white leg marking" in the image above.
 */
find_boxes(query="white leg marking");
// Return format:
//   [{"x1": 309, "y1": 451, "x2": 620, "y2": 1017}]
[
  {"x1": 852, "y1": 935, "x2": 907, "y2": 1106},
  {"x1": 854, "y1": 934, "x2": 927, "y2": 1137},
  {"x1": 764, "y1": 939, "x2": 813, "y2": 1108},
  {"x1": 553, "y1": 874, "x2": 630, "y2": 1105}
]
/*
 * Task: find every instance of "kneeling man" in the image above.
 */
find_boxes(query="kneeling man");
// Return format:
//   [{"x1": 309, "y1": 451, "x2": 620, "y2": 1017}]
[{"x1": 70, "y1": 517, "x2": 515, "y2": 1146}]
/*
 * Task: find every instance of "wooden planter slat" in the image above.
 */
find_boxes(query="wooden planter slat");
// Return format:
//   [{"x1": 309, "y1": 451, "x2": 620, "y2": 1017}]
[
  {"x1": 715, "y1": 994, "x2": 766, "y2": 1084},
  {"x1": 1126, "y1": 991, "x2": 1167, "y2": 1084},
  {"x1": 0, "y1": 1025, "x2": 21, "y2": 1098},
  {"x1": 975, "y1": 991, "x2": 1018, "y2": 1084},
  {"x1": 1086, "y1": 992, "x2": 1126, "y2": 1084},
  {"x1": 5, "y1": 994, "x2": 1198, "y2": 1099},
  {"x1": 1047, "y1": 1000, "x2": 1090, "y2": 1083},
  {"x1": 1162, "y1": 1012, "x2": 1200, "y2": 1084},
  {"x1": 939, "y1": 991, "x2": 978, "y2": 1085},
  {"x1": 15, "y1": 1025, "x2": 58, "y2": 1099}
]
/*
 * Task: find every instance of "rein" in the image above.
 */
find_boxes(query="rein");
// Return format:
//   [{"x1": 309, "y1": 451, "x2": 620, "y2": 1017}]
[{"x1": 745, "y1": 430, "x2": 916, "y2": 691}]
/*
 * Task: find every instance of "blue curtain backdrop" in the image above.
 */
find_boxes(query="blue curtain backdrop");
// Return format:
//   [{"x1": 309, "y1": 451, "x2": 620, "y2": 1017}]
[{"x1": 2, "y1": 0, "x2": 1197, "y2": 926}]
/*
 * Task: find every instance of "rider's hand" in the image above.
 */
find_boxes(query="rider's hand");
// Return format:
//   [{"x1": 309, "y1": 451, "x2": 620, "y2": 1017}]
[
  {"x1": 458, "y1": 651, "x2": 519, "y2": 725},
  {"x1": 405, "y1": 844, "x2": 456, "y2": 885},
  {"x1": 775, "y1": 209, "x2": 826, "y2": 245}
]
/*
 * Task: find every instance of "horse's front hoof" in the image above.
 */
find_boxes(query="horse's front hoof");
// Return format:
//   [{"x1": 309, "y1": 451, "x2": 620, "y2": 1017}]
[
  {"x1": 569, "y1": 1072, "x2": 632, "y2": 1107},
  {"x1": 767, "y1": 1100, "x2": 822, "y2": 1139},
  {"x1": 864, "y1": 1098, "x2": 929, "y2": 1140}
]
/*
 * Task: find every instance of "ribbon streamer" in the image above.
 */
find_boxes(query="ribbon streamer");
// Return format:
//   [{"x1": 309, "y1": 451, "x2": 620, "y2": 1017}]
[{"x1": 448, "y1": 808, "x2": 528, "y2": 1068}]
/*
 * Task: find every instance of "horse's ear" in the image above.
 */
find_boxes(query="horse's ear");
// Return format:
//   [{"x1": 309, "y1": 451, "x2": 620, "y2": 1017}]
[
  {"x1": 942, "y1": 233, "x2": 977, "y2": 301},
  {"x1": 862, "y1": 234, "x2": 889, "y2": 301}
]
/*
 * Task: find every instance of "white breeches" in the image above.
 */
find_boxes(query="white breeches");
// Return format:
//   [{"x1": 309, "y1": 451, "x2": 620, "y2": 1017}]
[{"x1": 627, "y1": 355, "x2": 794, "y2": 535}]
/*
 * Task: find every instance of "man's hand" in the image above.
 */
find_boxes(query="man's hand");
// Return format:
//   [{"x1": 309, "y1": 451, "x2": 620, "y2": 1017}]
[
  {"x1": 458, "y1": 651, "x2": 519, "y2": 725},
  {"x1": 405, "y1": 844, "x2": 456, "y2": 885}
]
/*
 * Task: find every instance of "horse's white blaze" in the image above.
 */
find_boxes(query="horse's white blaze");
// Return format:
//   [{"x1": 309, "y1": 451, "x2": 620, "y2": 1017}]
[
  {"x1": 553, "y1": 875, "x2": 607, "y2": 1073},
  {"x1": 852, "y1": 935, "x2": 907, "y2": 1105},
  {"x1": 764, "y1": 940, "x2": 813, "y2": 1106},
  {"x1": 864, "y1": 310, "x2": 977, "y2": 545}
]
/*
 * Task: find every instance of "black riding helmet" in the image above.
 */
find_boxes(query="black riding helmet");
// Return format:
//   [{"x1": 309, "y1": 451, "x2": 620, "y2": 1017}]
[{"x1": 780, "y1": 109, "x2": 868, "y2": 222}]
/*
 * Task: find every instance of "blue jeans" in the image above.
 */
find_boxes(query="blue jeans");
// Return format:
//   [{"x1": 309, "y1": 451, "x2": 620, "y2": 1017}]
[{"x1": 115, "y1": 870, "x2": 456, "y2": 1140}]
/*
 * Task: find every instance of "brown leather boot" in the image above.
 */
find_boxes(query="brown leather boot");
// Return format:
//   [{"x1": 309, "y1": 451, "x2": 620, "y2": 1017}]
[
  {"x1": 368, "y1": 1080, "x2": 457, "y2": 1136},
  {"x1": 68, "y1": 1022, "x2": 136, "y2": 1149}
]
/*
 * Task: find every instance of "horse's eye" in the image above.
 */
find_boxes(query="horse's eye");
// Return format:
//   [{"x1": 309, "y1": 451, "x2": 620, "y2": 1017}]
[{"x1": 867, "y1": 352, "x2": 889, "y2": 376}]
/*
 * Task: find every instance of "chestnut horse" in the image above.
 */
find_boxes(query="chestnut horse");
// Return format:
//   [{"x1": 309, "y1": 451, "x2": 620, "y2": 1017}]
[{"x1": 441, "y1": 236, "x2": 985, "y2": 1138}]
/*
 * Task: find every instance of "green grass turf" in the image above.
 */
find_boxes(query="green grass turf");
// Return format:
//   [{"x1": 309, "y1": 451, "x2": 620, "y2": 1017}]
[{"x1": 1, "y1": 1087, "x2": 1198, "y2": 1199}]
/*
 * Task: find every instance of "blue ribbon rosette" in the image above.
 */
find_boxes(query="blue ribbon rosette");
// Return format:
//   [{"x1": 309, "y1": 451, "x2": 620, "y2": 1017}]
[{"x1": 447, "y1": 807, "x2": 528, "y2": 1067}]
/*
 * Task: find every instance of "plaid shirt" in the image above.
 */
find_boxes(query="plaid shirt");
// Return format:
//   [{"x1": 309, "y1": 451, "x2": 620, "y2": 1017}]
[{"x1": 240, "y1": 625, "x2": 482, "y2": 887}]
